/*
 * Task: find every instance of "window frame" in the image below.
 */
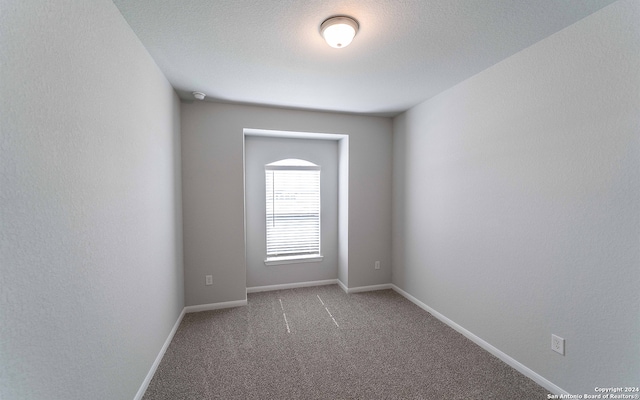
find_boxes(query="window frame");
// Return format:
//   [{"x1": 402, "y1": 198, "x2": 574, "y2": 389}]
[{"x1": 264, "y1": 159, "x2": 323, "y2": 265}]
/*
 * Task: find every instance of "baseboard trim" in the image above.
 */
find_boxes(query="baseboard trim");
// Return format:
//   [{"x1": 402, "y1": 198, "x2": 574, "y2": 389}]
[
  {"x1": 184, "y1": 299, "x2": 247, "y2": 313},
  {"x1": 336, "y1": 279, "x2": 348, "y2": 293},
  {"x1": 134, "y1": 308, "x2": 185, "y2": 400},
  {"x1": 390, "y1": 284, "x2": 568, "y2": 396},
  {"x1": 346, "y1": 283, "x2": 393, "y2": 294},
  {"x1": 247, "y1": 279, "x2": 338, "y2": 293}
]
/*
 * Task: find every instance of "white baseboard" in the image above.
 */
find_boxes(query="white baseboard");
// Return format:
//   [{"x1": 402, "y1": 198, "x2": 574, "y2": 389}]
[
  {"x1": 134, "y1": 308, "x2": 185, "y2": 400},
  {"x1": 245, "y1": 280, "x2": 391, "y2": 295},
  {"x1": 247, "y1": 279, "x2": 338, "y2": 293},
  {"x1": 184, "y1": 299, "x2": 247, "y2": 313},
  {"x1": 345, "y1": 283, "x2": 393, "y2": 294},
  {"x1": 390, "y1": 284, "x2": 569, "y2": 396}
]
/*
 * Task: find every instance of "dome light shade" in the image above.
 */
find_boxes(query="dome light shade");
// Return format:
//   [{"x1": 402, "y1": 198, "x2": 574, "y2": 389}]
[{"x1": 320, "y1": 16, "x2": 359, "y2": 49}]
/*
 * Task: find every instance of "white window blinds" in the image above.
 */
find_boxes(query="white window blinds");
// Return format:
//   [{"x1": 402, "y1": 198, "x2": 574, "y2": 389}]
[{"x1": 265, "y1": 159, "x2": 320, "y2": 259}]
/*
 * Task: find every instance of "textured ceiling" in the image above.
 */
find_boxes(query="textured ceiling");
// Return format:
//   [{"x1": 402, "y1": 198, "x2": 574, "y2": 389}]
[{"x1": 112, "y1": 0, "x2": 617, "y2": 116}]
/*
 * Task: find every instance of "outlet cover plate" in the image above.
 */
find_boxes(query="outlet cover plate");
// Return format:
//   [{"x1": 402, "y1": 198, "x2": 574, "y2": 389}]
[
  {"x1": 205, "y1": 275, "x2": 213, "y2": 286},
  {"x1": 552, "y1": 334, "x2": 565, "y2": 355}
]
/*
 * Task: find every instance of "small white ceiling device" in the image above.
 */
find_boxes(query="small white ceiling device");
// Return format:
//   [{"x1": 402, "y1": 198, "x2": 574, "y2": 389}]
[{"x1": 192, "y1": 91, "x2": 206, "y2": 100}]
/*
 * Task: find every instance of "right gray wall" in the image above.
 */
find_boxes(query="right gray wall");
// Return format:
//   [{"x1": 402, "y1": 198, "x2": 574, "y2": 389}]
[{"x1": 392, "y1": 0, "x2": 639, "y2": 393}]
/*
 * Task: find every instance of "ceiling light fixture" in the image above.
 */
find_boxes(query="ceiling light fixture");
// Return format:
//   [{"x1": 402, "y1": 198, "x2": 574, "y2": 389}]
[
  {"x1": 320, "y1": 16, "x2": 359, "y2": 49},
  {"x1": 192, "y1": 91, "x2": 206, "y2": 100}
]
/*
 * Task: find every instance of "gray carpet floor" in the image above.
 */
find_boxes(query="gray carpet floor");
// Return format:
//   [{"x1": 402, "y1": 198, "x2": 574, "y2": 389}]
[{"x1": 143, "y1": 285, "x2": 548, "y2": 399}]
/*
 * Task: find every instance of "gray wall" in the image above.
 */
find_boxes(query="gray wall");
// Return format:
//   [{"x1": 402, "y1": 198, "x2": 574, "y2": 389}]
[
  {"x1": 181, "y1": 102, "x2": 392, "y2": 305},
  {"x1": 338, "y1": 138, "x2": 350, "y2": 286},
  {"x1": 392, "y1": 0, "x2": 639, "y2": 393},
  {"x1": 245, "y1": 136, "x2": 338, "y2": 287},
  {"x1": 0, "y1": 1, "x2": 184, "y2": 399}
]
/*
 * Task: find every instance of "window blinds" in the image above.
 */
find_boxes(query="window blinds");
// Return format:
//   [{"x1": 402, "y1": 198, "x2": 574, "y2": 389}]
[{"x1": 265, "y1": 164, "x2": 320, "y2": 258}]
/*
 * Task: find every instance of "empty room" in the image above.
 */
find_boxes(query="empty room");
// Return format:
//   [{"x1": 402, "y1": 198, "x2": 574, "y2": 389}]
[{"x1": 1, "y1": 0, "x2": 638, "y2": 399}]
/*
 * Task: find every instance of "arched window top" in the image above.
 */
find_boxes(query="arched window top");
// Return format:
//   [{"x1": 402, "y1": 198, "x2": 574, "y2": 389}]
[
  {"x1": 267, "y1": 158, "x2": 317, "y2": 167},
  {"x1": 266, "y1": 158, "x2": 319, "y2": 171}
]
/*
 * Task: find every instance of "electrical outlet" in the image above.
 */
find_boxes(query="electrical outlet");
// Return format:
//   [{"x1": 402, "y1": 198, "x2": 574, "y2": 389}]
[
  {"x1": 551, "y1": 334, "x2": 565, "y2": 355},
  {"x1": 205, "y1": 275, "x2": 213, "y2": 286},
  {"x1": 374, "y1": 261, "x2": 380, "y2": 270}
]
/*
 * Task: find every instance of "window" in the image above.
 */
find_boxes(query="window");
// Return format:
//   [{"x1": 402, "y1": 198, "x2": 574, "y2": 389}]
[{"x1": 265, "y1": 159, "x2": 322, "y2": 264}]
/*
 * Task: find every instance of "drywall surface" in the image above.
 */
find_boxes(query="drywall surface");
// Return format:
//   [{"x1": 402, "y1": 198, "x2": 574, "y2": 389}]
[
  {"x1": 0, "y1": 1, "x2": 184, "y2": 399},
  {"x1": 245, "y1": 136, "x2": 338, "y2": 287},
  {"x1": 181, "y1": 102, "x2": 392, "y2": 305},
  {"x1": 392, "y1": 0, "x2": 639, "y2": 393},
  {"x1": 338, "y1": 138, "x2": 350, "y2": 287}
]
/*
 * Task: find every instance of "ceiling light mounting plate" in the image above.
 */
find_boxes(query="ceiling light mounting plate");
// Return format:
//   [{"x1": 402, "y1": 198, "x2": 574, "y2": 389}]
[{"x1": 320, "y1": 16, "x2": 359, "y2": 49}]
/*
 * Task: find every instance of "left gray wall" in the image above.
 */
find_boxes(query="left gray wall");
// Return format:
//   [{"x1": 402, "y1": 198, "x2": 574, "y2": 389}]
[{"x1": 0, "y1": 1, "x2": 184, "y2": 399}]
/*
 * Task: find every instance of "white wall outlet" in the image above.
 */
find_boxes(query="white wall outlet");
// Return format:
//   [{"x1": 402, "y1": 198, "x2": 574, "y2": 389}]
[
  {"x1": 552, "y1": 334, "x2": 565, "y2": 355},
  {"x1": 205, "y1": 275, "x2": 213, "y2": 286},
  {"x1": 374, "y1": 261, "x2": 380, "y2": 270}
]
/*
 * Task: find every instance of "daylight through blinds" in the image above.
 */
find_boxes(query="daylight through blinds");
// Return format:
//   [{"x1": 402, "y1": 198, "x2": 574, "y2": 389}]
[{"x1": 265, "y1": 160, "x2": 320, "y2": 258}]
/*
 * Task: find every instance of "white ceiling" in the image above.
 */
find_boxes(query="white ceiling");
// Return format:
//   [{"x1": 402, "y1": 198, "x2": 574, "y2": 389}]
[{"x1": 112, "y1": 0, "x2": 617, "y2": 116}]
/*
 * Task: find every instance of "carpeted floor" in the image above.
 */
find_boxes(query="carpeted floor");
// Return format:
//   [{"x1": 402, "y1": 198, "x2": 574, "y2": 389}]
[{"x1": 143, "y1": 285, "x2": 548, "y2": 399}]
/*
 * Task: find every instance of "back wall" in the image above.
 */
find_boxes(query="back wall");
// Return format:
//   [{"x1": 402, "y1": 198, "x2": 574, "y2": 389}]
[{"x1": 181, "y1": 102, "x2": 392, "y2": 306}]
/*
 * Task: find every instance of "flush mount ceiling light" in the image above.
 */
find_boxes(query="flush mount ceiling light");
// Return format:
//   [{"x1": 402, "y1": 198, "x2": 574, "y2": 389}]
[
  {"x1": 192, "y1": 91, "x2": 206, "y2": 100},
  {"x1": 320, "y1": 16, "x2": 359, "y2": 49}
]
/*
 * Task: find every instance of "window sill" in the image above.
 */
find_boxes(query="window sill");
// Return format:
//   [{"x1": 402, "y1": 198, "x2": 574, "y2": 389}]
[{"x1": 264, "y1": 255, "x2": 323, "y2": 266}]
